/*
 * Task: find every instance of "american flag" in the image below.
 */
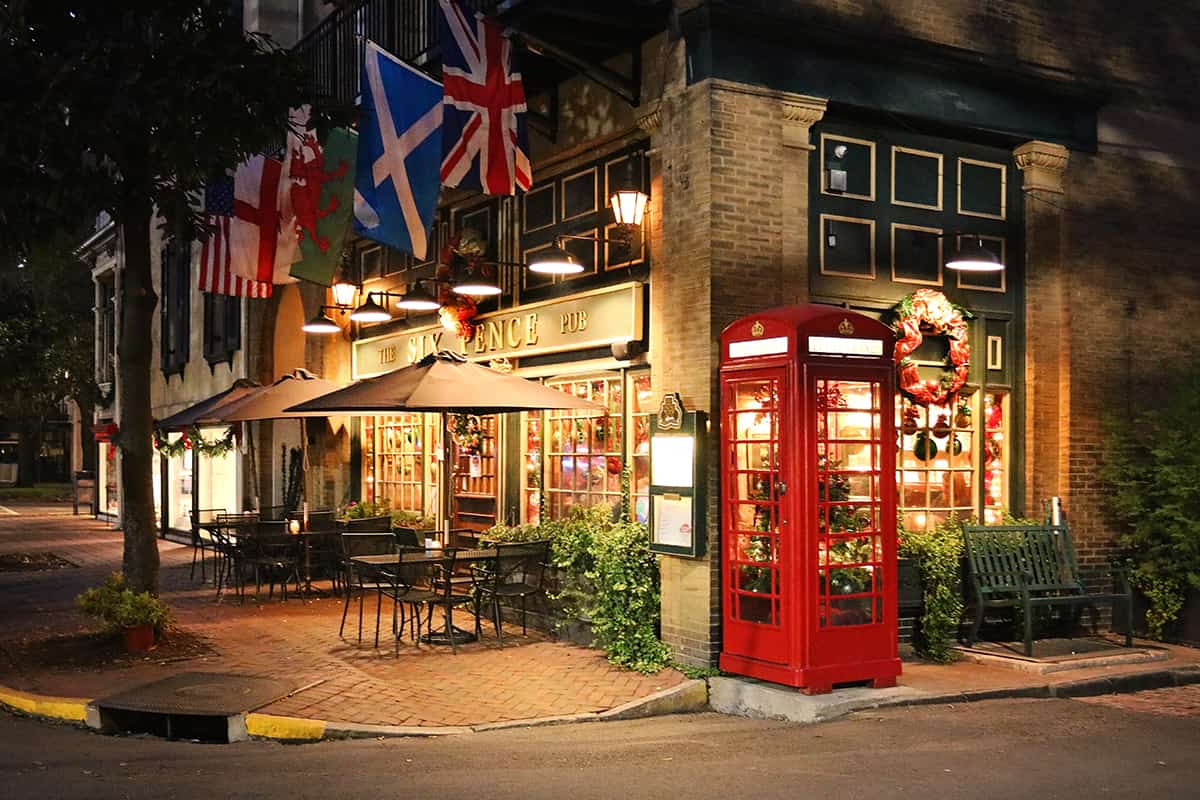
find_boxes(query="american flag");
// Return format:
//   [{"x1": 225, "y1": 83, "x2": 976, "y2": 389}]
[
  {"x1": 199, "y1": 177, "x2": 272, "y2": 298},
  {"x1": 438, "y1": 0, "x2": 531, "y2": 195}
]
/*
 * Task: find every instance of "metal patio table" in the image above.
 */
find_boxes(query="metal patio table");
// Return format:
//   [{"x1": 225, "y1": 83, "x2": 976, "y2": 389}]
[{"x1": 352, "y1": 548, "x2": 499, "y2": 645}]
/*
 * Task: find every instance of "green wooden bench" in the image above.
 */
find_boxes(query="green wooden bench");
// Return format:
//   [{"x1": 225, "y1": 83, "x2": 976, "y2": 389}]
[{"x1": 962, "y1": 524, "x2": 1133, "y2": 656}]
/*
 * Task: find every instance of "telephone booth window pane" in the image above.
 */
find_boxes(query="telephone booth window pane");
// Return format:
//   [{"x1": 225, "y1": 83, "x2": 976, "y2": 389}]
[
  {"x1": 816, "y1": 379, "x2": 883, "y2": 628},
  {"x1": 727, "y1": 378, "x2": 783, "y2": 626}
]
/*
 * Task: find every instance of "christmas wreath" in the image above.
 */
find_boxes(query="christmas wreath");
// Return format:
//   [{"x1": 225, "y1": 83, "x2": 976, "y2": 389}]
[
  {"x1": 435, "y1": 230, "x2": 490, "y2": 340},
  {"x1": 891, "y1": 289, "x2": 973, "y2": 406},
  {"x1": 447, "y1": 413, "x2": 484, "y2": 455}
]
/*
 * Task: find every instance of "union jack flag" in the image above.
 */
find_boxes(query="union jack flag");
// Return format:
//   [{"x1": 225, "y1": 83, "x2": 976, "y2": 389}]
[{"x1": 438, "y1": 0, "x2": 532, "y2": 195}]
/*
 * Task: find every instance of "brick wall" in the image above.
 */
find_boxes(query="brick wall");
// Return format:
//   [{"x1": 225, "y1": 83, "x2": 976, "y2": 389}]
[{"x1": 652, "y1": 2, "x2": 1200, "y2": 656}]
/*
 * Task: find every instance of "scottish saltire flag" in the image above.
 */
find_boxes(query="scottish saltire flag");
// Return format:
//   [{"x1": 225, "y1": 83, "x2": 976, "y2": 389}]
[
  {"x1": 354, "y1": 40, "x2": 443, "y2": 260},
  {"x1": 199, "y1": 178, "x2": 272, "y2": 298},
  {"x1": 438, "y1": 0, "x2": 531, "y2": 195}
]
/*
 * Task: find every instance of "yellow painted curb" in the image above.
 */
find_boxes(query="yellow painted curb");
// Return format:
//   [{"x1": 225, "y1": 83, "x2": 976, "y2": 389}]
[
  {"x1": 0, "y1": 685, "x2": 89, "y2": 723},
  {"x1": 245, "y1": 712, "x2": 327, "y2": 741}
]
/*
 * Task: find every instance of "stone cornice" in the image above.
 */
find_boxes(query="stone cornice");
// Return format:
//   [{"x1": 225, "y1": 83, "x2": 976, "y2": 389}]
[
  {"x1": 635, "y1": 99, "x2": 663, "y2": 134},
  {"x1": 1014, "y1": 140, "x2": 1070, "y2": 194}
]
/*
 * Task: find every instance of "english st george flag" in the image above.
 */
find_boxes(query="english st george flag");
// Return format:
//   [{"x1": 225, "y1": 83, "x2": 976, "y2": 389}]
[
  {"x1": 438, "y1": 0, "x2": 531, "y2": 195},
  {"x1": 228, "y1": 154, "x2": 298, "y2": 285}
]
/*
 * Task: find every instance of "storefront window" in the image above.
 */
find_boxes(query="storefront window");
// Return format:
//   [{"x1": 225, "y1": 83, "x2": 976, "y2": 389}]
[
  {"x1": 99, "y1": 442, "x2": 119, "y2": 517},
  {"x1": 364, "y1": 414, "x2": 428, "y2": 513},
  {"x1": 981, "y1": 391, "x2": 1009, "y2": 523},
  {"x1": 523, "y1": 376, "x2": 621, "y2": 521},
  {"x1": 896, "y1": 389, "x2": 1008, "y2": 532},
  {"x1": 629, "y1": 372, "x2": 652, "y2": 523}
]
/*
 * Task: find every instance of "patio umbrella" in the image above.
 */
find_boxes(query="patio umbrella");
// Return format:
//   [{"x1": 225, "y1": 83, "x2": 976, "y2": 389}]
[
  {"x1": 285, "y1": 351, "x2": 604, "y2": 535},
  {"x1": 215, "y1": 369, "x2": 345, "y2": 524},
  {"x1": 285, "y1": 351, "x2": 603, "y2": 415}
]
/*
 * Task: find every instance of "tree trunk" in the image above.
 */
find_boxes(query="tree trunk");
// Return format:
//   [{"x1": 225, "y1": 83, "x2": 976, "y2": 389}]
[
  {"x1": 15, "y1": 418, "x2": 42, "y2": 488},
  {"x1": 117, "y1": 196, "x2": 160, "y2": 595}
]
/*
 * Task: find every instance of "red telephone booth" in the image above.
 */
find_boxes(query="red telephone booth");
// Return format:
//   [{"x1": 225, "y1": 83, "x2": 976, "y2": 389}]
[{"x1": 718, "y1": 305, "x2": 900, "y2": 693}]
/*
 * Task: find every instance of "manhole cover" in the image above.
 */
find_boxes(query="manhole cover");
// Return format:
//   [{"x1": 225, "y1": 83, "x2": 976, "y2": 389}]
[{"x1": 96, "y1": 672, "x2": 293, "y2": 716}]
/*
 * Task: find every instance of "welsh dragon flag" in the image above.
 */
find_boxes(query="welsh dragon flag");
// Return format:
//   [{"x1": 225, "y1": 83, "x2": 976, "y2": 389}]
[{"x1": 286, "y1": 127, "x2": 358, "y2": 285}]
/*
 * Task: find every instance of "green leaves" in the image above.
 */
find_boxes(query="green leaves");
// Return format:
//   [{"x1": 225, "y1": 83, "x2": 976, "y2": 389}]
[
  {"x1": 1102, "y1": 377, "x2": 1200, "y2": 638},
  {"x1": 483, "y1": 504, "x2": 671, "y2": 674}
]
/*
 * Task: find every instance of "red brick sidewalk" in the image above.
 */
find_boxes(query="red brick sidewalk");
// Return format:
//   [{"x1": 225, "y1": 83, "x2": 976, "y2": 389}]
[{"x1": 0, "y1": 516, "x2": 684, "y2": 727}]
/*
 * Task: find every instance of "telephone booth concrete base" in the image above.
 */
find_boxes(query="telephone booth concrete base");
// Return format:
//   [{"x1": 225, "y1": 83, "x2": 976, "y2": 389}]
[{"x1": 718, "y1": 305, "x2": 901, "y2": 693}]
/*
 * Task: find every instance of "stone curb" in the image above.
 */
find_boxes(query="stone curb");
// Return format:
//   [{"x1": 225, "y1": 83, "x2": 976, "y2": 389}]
[
  {"x1": 878, "y1": 665, "x2": 1200, "y2": 710},
  {"x1": 0, "y1": 686, "x2": 90, "y2": 725},
  {"x1": 0, "y1": 678, "x2": 708, "y2": 743},
  {"x1": 253, "y1": 679, "x2": 710, "y2": 742}
]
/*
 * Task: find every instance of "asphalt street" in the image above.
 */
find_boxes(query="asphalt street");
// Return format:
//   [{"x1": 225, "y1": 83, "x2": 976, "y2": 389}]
[{"x1": 2, "y1": 694, "x2": 1198, "y2": 800}]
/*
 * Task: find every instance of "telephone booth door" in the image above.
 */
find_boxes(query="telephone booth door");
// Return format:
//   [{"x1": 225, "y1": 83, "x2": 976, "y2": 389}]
[
  {"x1": 721, "y1": 368, "x2": 791, "y2": 665},
  {"x1": 808, "y1": 368, "x2": 897, "y2": 689}
]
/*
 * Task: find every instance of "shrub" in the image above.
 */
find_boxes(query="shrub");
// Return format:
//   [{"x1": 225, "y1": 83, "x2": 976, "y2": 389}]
[
  {"x1": 482, "y1": 504, "x2": 670, "y2": 673},
  {"x1": 76, "y1": 573, "x2": 174, "y2": 633},
  {"x1": 1102, "y1": 374, "x2": 1200, "y2": 639},
  {"x1": 898, "y1": 510, "x2": 1037, "y2": 662}
]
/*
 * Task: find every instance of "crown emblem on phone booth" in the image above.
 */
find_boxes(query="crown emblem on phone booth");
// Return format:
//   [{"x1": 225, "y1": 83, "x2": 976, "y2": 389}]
[
  {"x1": 837, "y1": 318, "x2": 855, "y2": 336},
  {"x1": 751, "y1": 320, "x2": 765, "y2": 337},
  {"x1": 658, "y1": 392, "x2": 684, "y2": 430}
]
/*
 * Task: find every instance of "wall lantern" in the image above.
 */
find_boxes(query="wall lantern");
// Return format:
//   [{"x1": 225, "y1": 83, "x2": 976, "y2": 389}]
[
  {"x1": 946, "y1": 235, "x2": 1004, "y2": 272},
  {"x1": 330, "y1": 278, "x2": 359, "y2": 307},
  {"x1": 609, "y1": 151, "x2": 649, "y2": 226},
  {"x1": 450, "y1": 274, "x2": 502, "y2": 296}
]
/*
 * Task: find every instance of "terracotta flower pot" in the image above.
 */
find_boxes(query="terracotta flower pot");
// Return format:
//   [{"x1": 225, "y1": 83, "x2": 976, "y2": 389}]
[{"x1": 122, "y1": 623, "x2": 156, "y2": 653}]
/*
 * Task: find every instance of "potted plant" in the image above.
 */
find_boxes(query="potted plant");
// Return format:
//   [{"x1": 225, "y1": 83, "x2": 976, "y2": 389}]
[{"x1": 76, "y1": 573, "x2": 174, "y2": 653}]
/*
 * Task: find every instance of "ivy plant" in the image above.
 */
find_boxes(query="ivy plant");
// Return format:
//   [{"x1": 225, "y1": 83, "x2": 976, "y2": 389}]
[{"x1": 481, "y1": 503, "x2": 671, "y2": 674}]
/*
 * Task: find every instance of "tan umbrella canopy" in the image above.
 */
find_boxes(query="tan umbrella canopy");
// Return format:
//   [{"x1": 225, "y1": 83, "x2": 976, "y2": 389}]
[
  {"x1": 287, "y1": 351, "x2": 603, "y2": 537},
  {"x1": 154, "y1": 379, "x2": 261, "y2": 430},
  {"x1": 216, "y1": 368, "x2": 343, "y2": 422},
  {"x1": 286, "y1": 351, "x2": 604, "y2": 415},
  {"x1": 214, "y1": 369, "x2": 345, "y2": 524}
]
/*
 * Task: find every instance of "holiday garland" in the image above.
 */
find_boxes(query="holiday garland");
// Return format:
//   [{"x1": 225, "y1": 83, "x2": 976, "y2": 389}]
[
  {"x1": 152, "y1": 426, "x2": 237, "y2": 459},
  {"x1": 890, "y1": 289, "x2": 973, "y2": 406}
]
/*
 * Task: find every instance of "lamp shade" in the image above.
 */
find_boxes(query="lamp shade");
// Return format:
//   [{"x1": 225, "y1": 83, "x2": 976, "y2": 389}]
[
  {"x1": 349, "y1": 294, "x2": 392, "y2": 323},
  {"x1": 331, "y1": 280, "x2": 358, "y2": 307},
  {"x1": 947, "y1": 237, "x2": 1004, "y2": 272},
  {"x1": 528, "y1": 245, "x2": 584, "y2": 275},
  {"x1": 610, "y1": 188, "x2": 649, "y2": 226},
  {"x1": 452, "y1": 277, "x2": 501, "y2": 296},
  {"x1": 301, "y1": 310, "x2": 340, "y2": 334},
  {"x1": 395, "y1": 283, "x2": 441, "y2": 311}
]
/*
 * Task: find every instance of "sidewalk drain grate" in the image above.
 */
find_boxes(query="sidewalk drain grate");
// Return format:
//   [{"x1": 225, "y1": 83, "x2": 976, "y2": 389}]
[{"x1": 94, "y1": 672, "x2": 293, "y2": 743}]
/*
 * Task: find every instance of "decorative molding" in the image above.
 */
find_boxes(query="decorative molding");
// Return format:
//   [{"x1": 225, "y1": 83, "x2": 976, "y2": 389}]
[
  {"x1": 1013, "y1": 140, "x2": 1070, "y2": 194},
  {"x1": 635, "y1": 99, "x2": 663, "y2": 134},
  {"x1": 781, "y1": 95, "x2": 828, "y2": 150}
]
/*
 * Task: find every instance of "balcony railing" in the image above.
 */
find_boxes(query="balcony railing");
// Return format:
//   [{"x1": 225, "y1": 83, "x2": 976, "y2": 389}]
[{"x1": 296, "y1": 0, "x2": 498, "y2": 106}]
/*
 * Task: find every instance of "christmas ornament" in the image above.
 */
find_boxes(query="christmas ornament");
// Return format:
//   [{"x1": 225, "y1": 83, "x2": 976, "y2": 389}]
[
  {"x1": 932, "y1": 414, "x2": 951, "y2": 439},
  {"x1": 912, "y1": 432, "x2": 938, "y2": 461}
]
